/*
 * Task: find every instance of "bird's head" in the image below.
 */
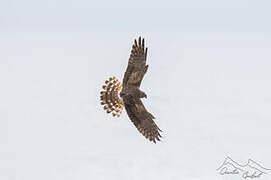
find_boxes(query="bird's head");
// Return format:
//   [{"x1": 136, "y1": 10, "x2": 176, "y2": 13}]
[{"x1": 140, "y1": 91, "x2": 147, "y2": 98}]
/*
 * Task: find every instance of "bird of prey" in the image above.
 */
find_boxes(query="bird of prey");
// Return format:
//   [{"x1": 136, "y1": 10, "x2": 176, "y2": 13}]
[{"x1": 100, "y1": 37, "x2": 162, "y2": 143}]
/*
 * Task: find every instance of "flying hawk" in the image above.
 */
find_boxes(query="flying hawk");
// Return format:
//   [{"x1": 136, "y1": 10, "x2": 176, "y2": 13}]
[{"x1": 100, "y1": 37, "x2": 162, "y2": 143}]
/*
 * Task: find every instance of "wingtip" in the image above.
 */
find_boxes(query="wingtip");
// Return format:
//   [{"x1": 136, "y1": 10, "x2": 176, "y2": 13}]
[
  {"x1": 151, "y1": 137, "x2": 162, "y2": 144},
  {"x1": 158, "y1": 127, "x2": 163, "y2": 132},
  {"x1": 134, "y1": 39, "x2": 137, "y2": 47},
  {"x1": 158, "y1": 132, "x2": 162, "y2": 138}
]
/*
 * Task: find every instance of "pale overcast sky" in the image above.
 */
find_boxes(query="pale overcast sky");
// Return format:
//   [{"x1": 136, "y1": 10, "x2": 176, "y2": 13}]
[
  {"x1": 1, "y1": 0, "x2": 271, "y2": 32},
  {"x1": 1, "y1": 1, "x2": 271, "y2": 180}
]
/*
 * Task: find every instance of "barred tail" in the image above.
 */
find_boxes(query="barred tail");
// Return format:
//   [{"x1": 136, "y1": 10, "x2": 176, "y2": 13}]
[{"x1": 100, "y1": 77, "x2": 124, "y2": 117}]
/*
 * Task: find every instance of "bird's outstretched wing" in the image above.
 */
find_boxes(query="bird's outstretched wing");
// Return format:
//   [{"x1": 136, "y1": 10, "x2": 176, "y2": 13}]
[
  {"x1": 122, "y1": 37, "x2": 148, "y2": 89},
  {"x1": 124, "y1": 99, "x2": 162, "y2": 143}
]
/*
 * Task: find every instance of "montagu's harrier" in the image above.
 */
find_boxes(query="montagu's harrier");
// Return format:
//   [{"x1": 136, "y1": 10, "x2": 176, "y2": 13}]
[{"x1": 100, "y1": 37, "x2": 162, "y2": 143}]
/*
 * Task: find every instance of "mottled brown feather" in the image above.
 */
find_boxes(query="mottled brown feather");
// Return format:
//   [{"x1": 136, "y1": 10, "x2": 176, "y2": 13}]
[
  {"x1": 122, "y1": 37, "x2": 148, "y2": 88},
  {"x1": 124, "y1": 100, "x2": 162, "y2": 143},
  {"x1": 100, "y1": 37, "x2": 162, "y2": 143}
]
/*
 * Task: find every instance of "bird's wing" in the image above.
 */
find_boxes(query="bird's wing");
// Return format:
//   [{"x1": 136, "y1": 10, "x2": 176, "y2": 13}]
[
  {"x1": 122, "y1": 37, "x2": 148, "y2": 89},
  {"x1": 124, "y1": 99, "x2": 162, "y2": 143}
]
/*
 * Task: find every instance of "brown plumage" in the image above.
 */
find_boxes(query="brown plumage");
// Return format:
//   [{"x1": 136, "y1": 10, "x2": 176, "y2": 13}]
[
  {"x1": 100, "y1": 77, "x2": 124, "y2": 117},
  {"x1": 100, "y1": 37, "x2": 162, "y2": 143}
]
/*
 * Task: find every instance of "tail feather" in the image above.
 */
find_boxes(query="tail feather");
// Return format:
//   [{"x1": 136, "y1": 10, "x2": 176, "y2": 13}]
[{"x1": 100, "y1": 77, "x2": 124, "y2": 117}]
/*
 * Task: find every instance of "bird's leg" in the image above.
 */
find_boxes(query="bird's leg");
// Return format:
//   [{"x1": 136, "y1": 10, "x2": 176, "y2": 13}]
[{"x1": 119, "y1": 91, "x2": 125, "y2": 98}]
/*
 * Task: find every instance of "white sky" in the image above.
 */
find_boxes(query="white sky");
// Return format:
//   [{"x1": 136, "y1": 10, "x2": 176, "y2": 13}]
[{"x1": 1, "y1": 1, "x2": 271, "y2": 180}]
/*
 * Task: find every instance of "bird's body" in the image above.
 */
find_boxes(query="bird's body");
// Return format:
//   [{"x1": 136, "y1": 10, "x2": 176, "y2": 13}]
[{"x1": 100, "y1": 37, "x2": 162, "y2": 143}]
